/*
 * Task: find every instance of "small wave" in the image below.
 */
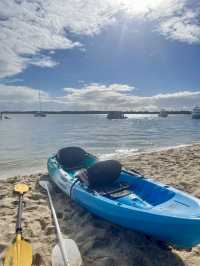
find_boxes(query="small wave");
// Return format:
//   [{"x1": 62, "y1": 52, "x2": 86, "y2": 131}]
[
  {"x1": 115, "y1": 148, "x2": 139, "y2": 154},
  {"x1": 99, "y1": 148, "x2": 139, "y2": 160},
  {"x1": 99, "y1": 143, "x2": 198, "y2": 160},
  {"x1": 144, "y1": 143, "x2": 194, "y2": 154}
]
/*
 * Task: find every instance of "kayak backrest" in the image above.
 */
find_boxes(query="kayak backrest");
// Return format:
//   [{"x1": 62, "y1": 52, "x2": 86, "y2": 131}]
[
  {"x1": 56, "y1": 147, "x2": 88, "y2": 169},
  {"x1": 87, "y1": 160, "x2": 122, "y2": 189}
]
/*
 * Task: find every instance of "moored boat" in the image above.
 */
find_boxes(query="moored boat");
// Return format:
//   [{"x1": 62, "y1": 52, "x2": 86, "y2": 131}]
[
  {"x1": 47, "y1": 147, "x2": 200, "y2": 248},
  {"x1": 107, "y1": 111, "x2": 127, "y2": 119},
  {"x1": 158, "y1": 109, "x2": 168, "y2": 118},
  {"x1": 192, "y1": 106, "x2": 200, "y2": 119},
  {"x1": 4, "y1": 116, "x2": 11, "y2": 119},
  {"x1": 34, "y1": 111, "x2": 46, "y2": 117}
]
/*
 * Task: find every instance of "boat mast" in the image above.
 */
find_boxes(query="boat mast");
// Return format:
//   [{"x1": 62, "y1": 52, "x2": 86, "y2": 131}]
[{"x1": 39, "y1": 91, "x2": 41, "y2": 113}]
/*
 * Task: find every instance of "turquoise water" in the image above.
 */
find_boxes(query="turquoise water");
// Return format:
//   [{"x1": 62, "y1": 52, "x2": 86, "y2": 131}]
[{"x1": 0, "y1": 114, "x2": 200, "y2": 178}]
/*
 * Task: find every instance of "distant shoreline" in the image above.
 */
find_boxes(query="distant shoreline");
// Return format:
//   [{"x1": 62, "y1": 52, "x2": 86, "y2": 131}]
[{"x1": 0, "y1": 110, "x2": 192, "y2": 115}]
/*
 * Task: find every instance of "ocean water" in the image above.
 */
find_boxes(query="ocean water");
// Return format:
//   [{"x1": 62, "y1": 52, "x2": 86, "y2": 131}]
[{"x1": 0, "y1": 114, "x2": 200, "y2": 178}]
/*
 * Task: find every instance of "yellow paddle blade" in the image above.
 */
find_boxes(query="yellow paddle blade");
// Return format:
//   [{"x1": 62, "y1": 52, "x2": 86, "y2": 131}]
[
  {"x1": 14, "y1": 184, "x2": 29, "y2": 194},
  {"x1": 4, "y1": 237, "x2": 32, "y2": 266}
]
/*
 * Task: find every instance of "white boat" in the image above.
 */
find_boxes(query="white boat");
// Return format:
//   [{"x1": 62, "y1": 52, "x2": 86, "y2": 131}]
[
  {"x1": 158, "y1": 109, "x2": 168, "y2": 118},
  {"x1": 192, "y1": 106, "x2": 200, "y2": 119}
]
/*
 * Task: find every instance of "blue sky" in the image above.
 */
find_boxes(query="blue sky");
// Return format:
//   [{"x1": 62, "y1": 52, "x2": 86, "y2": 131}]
[{"x1": 0, "y1": 0, "x2": 200, "y2": 111}]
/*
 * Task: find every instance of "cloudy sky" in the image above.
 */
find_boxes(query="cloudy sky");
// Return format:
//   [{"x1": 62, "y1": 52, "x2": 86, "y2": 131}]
[{"x1": 0, "y1": 0, "x2": 200, "y2": 111}]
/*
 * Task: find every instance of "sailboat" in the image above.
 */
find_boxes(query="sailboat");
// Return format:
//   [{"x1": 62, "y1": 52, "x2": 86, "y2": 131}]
[{"x1": 34, "y1": 91, "x2": 46, "y2": 117}]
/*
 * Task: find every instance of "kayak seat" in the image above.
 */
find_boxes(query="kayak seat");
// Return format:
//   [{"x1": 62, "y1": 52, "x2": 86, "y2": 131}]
[
  {"x1": 76, "y1": 159, "x2": 131, "y2": 197},
  {"x1": 87, "y1": 160, "x2": 122, "y2": 189},
  {"x1": 56, "y1": 147, "x2": 88, "y2": 170}
]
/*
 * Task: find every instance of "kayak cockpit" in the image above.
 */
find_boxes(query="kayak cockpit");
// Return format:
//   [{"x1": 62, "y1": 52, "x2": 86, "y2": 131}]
[
  {"x1": 118, "y1": 170, "x2": 175, "y2": 207},
  {"x1": 88, "y1": 170, "x2": 175, "y2": 209},
  {"x1": 107, "y1": 171, "x2": 200, "y2": 217}
]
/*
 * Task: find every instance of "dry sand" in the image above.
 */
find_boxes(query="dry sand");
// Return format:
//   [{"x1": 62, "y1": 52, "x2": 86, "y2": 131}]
[{"x1": 1, "y1": 144, "x2": 200, "y2": 265}]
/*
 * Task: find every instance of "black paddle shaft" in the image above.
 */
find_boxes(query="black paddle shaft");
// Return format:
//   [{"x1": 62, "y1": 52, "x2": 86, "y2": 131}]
[{"x1": 16, "y1": 193, "x2": 24, "y2": 234}]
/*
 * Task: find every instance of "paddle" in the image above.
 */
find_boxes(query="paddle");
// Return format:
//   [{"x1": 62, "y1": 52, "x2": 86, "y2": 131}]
[
  {"x1": 3, "y1": 183, "x2": 32, "y2": 266},
  {"x1": 39, "y1": 180, "x2": 82, "y2": 266}
]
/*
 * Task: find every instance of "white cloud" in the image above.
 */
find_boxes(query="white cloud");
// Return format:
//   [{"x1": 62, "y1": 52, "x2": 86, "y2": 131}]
[
  {"x1": 0, "y1": 83, "x2": 200, "y2": 111},
  {"x1": 0, "y1": 84, "x2": 47, "y2": 102},
  {"x1": 63, "y1": 83, "x2": 134, "y2": 94},
  {"x1": 118, "y1": 0, "x2": 200, "y2": 44},
  {"x1": 62, "y1": 83, "x2": 135, "y2": 110},
  {"x1": 0, "y1": 84, "x2": 49, "y2": 110},
  {"x1": 0, "y1": 0, "x2": 200, "y2": 79},
  {"x1": 158, "y1": 10, "x2": 200, "y2": 44},
  {"x1": 61, "y1": 83, "x2": 200, "y2": 111},
  {"x1": 0, "y1": 0, "x2": 116, "y2": 78},
  {"x1": 116, "y1": 0, "x2": 185, "y2": 19},
  {"x1": 154, "y1": 91, "x2": 200, "y2": 99},
  {"x1": 28, "y1": 55, "x2": 58, "y2": 68}
]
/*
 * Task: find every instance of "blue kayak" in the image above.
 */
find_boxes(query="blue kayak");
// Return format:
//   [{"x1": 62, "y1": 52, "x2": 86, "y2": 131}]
[{"x1": 47, "y1": 147, "x2": 200, "y2": 248}]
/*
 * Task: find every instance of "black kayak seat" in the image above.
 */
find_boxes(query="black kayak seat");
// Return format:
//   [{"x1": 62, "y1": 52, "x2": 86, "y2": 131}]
[
  {"x1": 56, "y1": 147, "x2": 87, "y2": 169},
  {"x1": 86, "y1": 160, "x2": 122, "y2": 189}
]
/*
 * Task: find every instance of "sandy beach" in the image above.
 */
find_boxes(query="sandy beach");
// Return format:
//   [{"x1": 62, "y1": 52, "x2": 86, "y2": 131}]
[{"x1": 1, "y1": 144, "x2": 200, "y2": 266}]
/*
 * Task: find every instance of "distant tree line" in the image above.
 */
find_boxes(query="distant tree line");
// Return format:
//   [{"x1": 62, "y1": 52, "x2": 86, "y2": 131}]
[{"x1": 0, "y1": 110, "x2": 192, "y2": 115}]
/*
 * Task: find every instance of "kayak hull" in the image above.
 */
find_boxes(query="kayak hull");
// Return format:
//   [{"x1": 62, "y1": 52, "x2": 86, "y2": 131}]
[
  {"x1": 48, "y1": 154, "x2": 200, "y2": 248},
  {"x1": 72, "y1": 185, "x2": 200, "y2": 248}
]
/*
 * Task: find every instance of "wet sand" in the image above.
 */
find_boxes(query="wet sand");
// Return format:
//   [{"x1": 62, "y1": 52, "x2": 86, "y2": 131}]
[{"x1": 1, "y1": 144, "x2": 200, "y2": 265}]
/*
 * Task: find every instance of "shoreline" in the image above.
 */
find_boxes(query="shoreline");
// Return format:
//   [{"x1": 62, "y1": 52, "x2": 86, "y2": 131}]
[
  {"x1": 1, "y1": 141, "x2": 200, "y2": 180},
  {"x1": 0, "y1": 144, "x2": 200, "y2": 265},
  {"x1": 100, "y1": 142, "x2": 198, "y2": 160}
]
